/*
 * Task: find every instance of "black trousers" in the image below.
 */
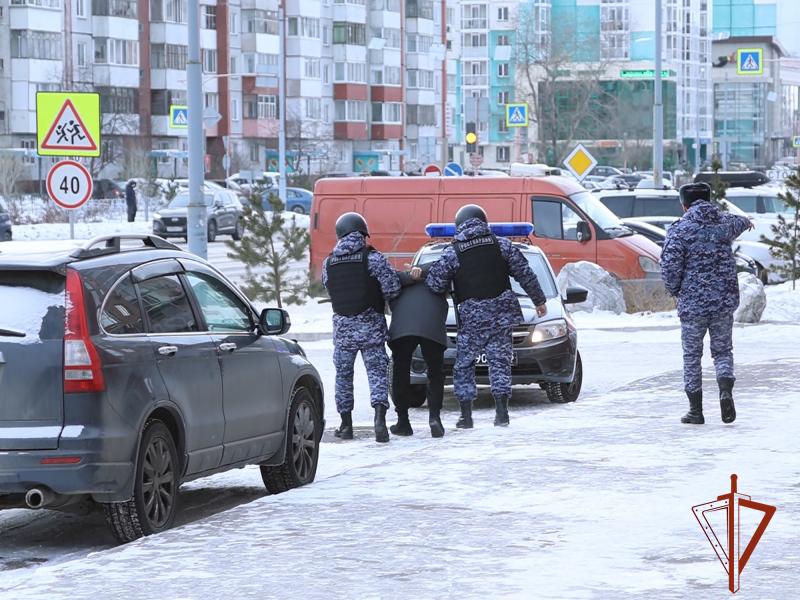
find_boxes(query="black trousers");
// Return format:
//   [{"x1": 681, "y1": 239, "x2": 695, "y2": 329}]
[
  {"x1": 126, "y1": 202, "x2": 137, "y2": 223},
  {"x1": 389, "y1": 336, "x2": 445, "y2": 416}
]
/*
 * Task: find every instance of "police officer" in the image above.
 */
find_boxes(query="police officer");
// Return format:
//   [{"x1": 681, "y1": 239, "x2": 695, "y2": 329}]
[
  {"x1": 661, "y1": 182, "x2": 753, "y2": 425},
  {"x1": 322, "y1": 213, "x2": 401, "y2": 442},
  {"x1": 426, "y1": 205, "x2": 548, "y2": 428}
]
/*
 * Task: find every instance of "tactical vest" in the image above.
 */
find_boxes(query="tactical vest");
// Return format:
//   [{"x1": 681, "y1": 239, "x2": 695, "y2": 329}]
[
  {"x1": 452, "y1": 234, "x2": 510, "y2": 302},
  {"x1": 326, "y1": 248, "x2": 385, "y2": 317}
]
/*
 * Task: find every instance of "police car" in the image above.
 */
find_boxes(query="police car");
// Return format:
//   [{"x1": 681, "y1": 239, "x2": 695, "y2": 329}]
[{"x1": 403, "y1": 223, "x2": 587, "y2": 406}]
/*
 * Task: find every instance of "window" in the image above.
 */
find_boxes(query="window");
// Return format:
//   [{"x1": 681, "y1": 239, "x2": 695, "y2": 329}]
[
  {"x1": 204, "y1": 93, "x2": 218, "y2": 110},
  {"x1": 21, "y1": 140, "x2": 36, "y2": 164},
  {"x1": 288, "y1": 16, "x2": 320, "y2": 38},
  {"x1": 498, "y1": 91, "x2": 509, "y2": 105},
  {"x1": 201, "y1": 48, "x2": 217, "y2": 73},
  {"x1": 323, "y1": 64, "x2": 330, "y2": 84},
  {"x1": 10, "y1": 31, "x2": 63, "y2": 60},
  {"x1": 497, "y1": 6, "x2": 509, "y2": 21},
  {"x1": 333, "y1": 21, "x2": 366, "y2": 45},
  {"x1": 406, "y1": 34, "x2": 432, "y2": 53},
  {"x1": 406, "y1": 0, "x2": 433, "y2": 19},
  {"x1": 305, "y1": 98, "x2": 321, "y2": 119},
  {"x1": 250, "y1": 144, "x2": 259, "y2": 162},
  {"x1": 372, "y1": 102, "x2": 402, "y2": 123},
  {"x1": 137, "y1": 275, "x2": 198, "y2": 334},
  {"x1": 334, "y1": 100, "x2": 367, "y2": 121},
  {"x1": 498, "y1": 118, "x2": 508, "y2": 133},
  {"x1": 77, "y1": 42, "x2": 87, "y2": 67},
  {"x1": 165, "y1": 0, "x2": 187, "y2": 22},
  {"x1": 407, "y1": 69, "x2": 434, "y2": 89},
  {"x1": 76, "y1": 0, "x2": 85, "y2": 16},
  {"x1": 232, "y1": 98, "x2": 239, "y2": 121},
  {"x1": 378, "y1": 27, "x2": 401, "y2": 49},
  {"x1": 101, "y1": 276, "x2": 144, "y2": 335},
  {"x1": 229, "y1": 56, "x2": 236, "y2": 74},
  {"x1": 10, "y1": 0, "x2": 60, "y2": 6},
  {"x1": 97, "y1": 86, "x2": 139, "y2": 114},
  {"x1": 203, "y1": 4, "x2": 216, "y2": 29},
  {"x1": 497, "y1": 34, "x2": 510, "y2": 47},
  {"x1": 229, "y1": 10, "x2": 237, "y2": 34},
  {"x1": 151, "y1": 43, "x2": 187, "y2": 69},
  {"x1": 95, "y1": 38, "x2": 139, "y2": 66},
  {"x1": 304, "y1": 58, "x2": 320, "y2": 79},
  {"x1": 598, "y1": 195, "x2": 634, "y2": 218},
  {"x1": 247, "y1": 94, "x2": 277, "y2": 119},
  {"x1": 243, "y1": 9, "x2": 278, "y2": 34},
  {"x1": 384, "y1": 66, "x2": 401, "y2": 85},
  {"x1": 92, "y1": 0, "x2": 136, "y2": 16},
  {"x1": 406, "y1": 104, "x2": 436, "y2": 126},
  {"x1": 334, "y1": 62, "x2": 367, "y2": 83},
  {"x1": 322, "y1": 24, "x2": 330, "y2": 45},
  {"x1": 496, "y1": 146, "x2": 510, "y2": 162},
  {"x1": 185, "y1": 273, "x2": 252, "y2": 332},
  {"x1": 150, "y1": 89, "x2": 186, "y2": 115},
  {"x1": 498, "y1": 63, "x2": 509, "y2": 77},
  {"x1": 532, "y1": 199, "x2": 582, "y2": 241}
]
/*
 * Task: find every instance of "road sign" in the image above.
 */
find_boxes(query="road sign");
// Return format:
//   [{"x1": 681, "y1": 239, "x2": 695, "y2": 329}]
[
  {"x1": 506, "y1": 103, "x2": 529, "y2": 128},
  {"x1": 562, "y1": 143, "x2": 597, "y2": 182},
  {"x1": 444, "y1": 162, "x2": 463, "y2": 177},
  {"x1": 737, "y1": 48, "x2": 763, "y2": 75},
  {"x1": 469, "y1": 153, "x2": 484, "y2": 169},
  {"x1": 46, "y1": 160, "x2": 93, "y2": 210},
  {"x1": 36, "y1": 92, "x2": 100, "y2": 157},
  {"x1": 792, "y1": 135, "x2": 800, "y2": 148},
  {"x1": 169, "y1": 105, "x2": 189, "y2": 129},
  {"x1": 423, "y1": 164, "x2": 442, "y2": 177}
]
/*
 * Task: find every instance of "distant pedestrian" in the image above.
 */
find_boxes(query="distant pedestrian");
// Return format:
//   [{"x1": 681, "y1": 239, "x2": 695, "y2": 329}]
[
  {"x1": 322, "y1": 213, "x2": 401, "y2": 443},
  {"x1": 388, "y1": 264, "x2": 448, "y2": 438},
  {"x1": 425, "y1": 205, "x2": 547, "y2": 428},
  {"x1": 125, "y1": 180, "x2": 137, "y2": 223},
  {"x1": 661, "y1": 182, "x2": 753, "y2": 425}
]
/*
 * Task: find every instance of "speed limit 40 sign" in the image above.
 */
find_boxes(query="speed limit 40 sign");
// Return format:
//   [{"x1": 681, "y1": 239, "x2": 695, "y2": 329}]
[{"x1": 46, "y1": 160, "x2": 93, "y2": 209}]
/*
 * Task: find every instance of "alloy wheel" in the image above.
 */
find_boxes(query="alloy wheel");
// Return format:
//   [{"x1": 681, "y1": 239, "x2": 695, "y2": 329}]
[{"x1": 141, "y1": 437, "x2": 175, "y2": 529}]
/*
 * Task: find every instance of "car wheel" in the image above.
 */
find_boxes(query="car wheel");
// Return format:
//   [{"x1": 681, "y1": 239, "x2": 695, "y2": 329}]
[
  {"x1": 102, "y1": 420, "x2": 180, "y2": 543},
  {"x1": 261, "y1": 387, "x2": 321, "y2": 494},
  {"x1": 545, "y1": 351, "x2": 582, "y2": 404},
  {"x1": 291, "y1": 205, "x2": 306, "y2": 214},
  {"x1": 407, "y1": 385, "x2": 427, "y2": 408},
  {"x1": 207, "y1": 220, "x2": 217, "y2": 243},
  {"x1": 232, "y1": 219, "x2": 244, "y2": 241}
]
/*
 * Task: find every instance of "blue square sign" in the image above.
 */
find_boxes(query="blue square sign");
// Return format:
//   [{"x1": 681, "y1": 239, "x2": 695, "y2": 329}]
[{"x1": 737, "y1": 48, "x2": 763, "y2": 75}]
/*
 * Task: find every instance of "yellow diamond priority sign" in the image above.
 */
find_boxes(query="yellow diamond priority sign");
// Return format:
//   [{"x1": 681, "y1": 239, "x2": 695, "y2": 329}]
[
  {"x1": 562, "y1": 143, "x2": 597, "y2": 182},
  {"x1": 36, "y1": 92, "x2": 101, "y2": 158}
]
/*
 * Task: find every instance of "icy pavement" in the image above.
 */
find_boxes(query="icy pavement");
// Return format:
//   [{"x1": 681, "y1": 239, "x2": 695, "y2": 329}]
[{"x1": 1, "y1": 355, "x2": 798, "y2": 599}]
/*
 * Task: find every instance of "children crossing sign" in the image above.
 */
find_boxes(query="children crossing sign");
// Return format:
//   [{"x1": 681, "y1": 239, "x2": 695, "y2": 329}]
[
  {"x1": 505, "y1": 103, "x2": 529, "y2": 128},
  {"x1": 737, "y1": 48, "x2": 763, "y2": 75},
  {"x1": 36, "y1": 92, "x2": 100, "y2": 157},
  {"x1": 170, "y1": 105, "x2": 189, "y2": 129}
]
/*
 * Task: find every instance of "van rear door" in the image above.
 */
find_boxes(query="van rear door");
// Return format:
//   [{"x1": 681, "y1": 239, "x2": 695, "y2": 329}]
[{"x1": 0, "y1": 269, "x2": 65, "y2": 450}]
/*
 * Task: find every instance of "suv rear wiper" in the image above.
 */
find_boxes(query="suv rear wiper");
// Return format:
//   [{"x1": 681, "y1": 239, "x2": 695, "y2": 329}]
[{"x1": 0, "y1": 327, "x2": 26, "y2": 338}]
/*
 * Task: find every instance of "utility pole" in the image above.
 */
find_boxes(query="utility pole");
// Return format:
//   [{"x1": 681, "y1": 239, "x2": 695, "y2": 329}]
[
  {"x1": 653, "y1": 0, "x2": 664, "y2": 183},
  {"x1": 186, "y1": 0, "x2": 207, "y2": 259},
  {"x1": 277, "y1": 0, "x2": 287, "y2": 209}
]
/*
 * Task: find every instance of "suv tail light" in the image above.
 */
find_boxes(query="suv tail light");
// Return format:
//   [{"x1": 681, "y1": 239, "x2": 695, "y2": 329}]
[{"x1": 64, "y1": 269, "x2": 105, "y2": 393}]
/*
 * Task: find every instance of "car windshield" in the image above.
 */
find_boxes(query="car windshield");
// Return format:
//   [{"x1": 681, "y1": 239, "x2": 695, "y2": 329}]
[
  {"x1": 168, "y1": 193, "x2": 213, "y2": 208},
  {"x1": 570, "y1": 190, "x2": 631, "y2": 237},
  {"x1": 415, "y1": 247, "x2": 559, "y2": 299}
]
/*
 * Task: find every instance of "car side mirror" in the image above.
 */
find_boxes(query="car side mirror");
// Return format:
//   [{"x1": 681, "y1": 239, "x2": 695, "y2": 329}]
[
  {"x1": 576, "y1": 221, "x2": 592, "y2": 243},
  {"x1": 563, "y1": 286, "x2": 588, "y2": 305},
  {"x1": 260, "y1": 308, "x2": 291, "y2": 335}
]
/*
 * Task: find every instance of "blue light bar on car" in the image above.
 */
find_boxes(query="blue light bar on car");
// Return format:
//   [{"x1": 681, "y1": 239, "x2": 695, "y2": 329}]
[{"x1": 425, "y1": 222, "x2": 534, "y2": 238}]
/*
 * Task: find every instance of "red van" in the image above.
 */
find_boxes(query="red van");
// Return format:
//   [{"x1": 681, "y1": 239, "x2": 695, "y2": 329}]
[{"x1": 310, "y1": 175, "x2": 661, "y2": 281}]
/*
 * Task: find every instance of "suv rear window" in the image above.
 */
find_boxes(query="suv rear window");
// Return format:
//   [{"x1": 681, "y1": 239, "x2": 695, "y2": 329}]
[
  {"x1": 634, "y1": 197, "x2": 683, "y2": 217},
  {"x1": 599, "y1": 195, "x2": 634, "y2": 218},
  {"x1": 0, "y1": 271, "x2": 65, "y2": 342}
]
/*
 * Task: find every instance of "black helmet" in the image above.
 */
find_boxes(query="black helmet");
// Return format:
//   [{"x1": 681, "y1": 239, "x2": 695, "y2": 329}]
[
  {"x1": 679, "y1": 182, "x2": 711, "y2": 208},
  {"x1": 455, "y1": 204, "x2": 488, "y2": 227},
  {"x1": 335, "y1": 212, "x2": 369, "y2": 239}
]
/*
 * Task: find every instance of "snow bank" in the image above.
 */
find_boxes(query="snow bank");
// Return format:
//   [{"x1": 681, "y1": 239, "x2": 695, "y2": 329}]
[
  {"x1": 13, "y1": 221, "x2": 152, "y2": 241},
  {"x1": 556, "y1": 261, "x2": 626, "y2": 314},
  {"x1": 734, "y1": 273, "x2": 767, "y2": 323},
  {"x1": 761, "y1": 281, "x2": 800, "y2": 323}
]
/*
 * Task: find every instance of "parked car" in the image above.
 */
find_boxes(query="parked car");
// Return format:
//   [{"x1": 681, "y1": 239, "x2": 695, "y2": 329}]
[
  {"x1": 694, "y1": 170, "x2": 769, "y2": 188},
  {"x1": 600, "y1": 174, "x2": 644, "y2": 189},
  {"x1": 285, "y1": 188, "x2": 313, "y2": 214},
  {"x1": 227, "y1": 172, "x2": 280, "y2": 190},
  {"x1": 401, "y1": 223, "x2": 587, "y2": 406},
  {"x1": 0, "y1": 197, "x2": 12, "y2": 241},
  {"x1": 153, "y1": 189, "x2": 244, "y2": 242},
  {"x1": 93, "y1": 179, "x2": 126, "y2": 200},
  {"x1": 0, "y1": 234, "x2": 324, "y2": 541},
  {"x1": 591, "y1": 165, "x2": 624, "y2": 178}
]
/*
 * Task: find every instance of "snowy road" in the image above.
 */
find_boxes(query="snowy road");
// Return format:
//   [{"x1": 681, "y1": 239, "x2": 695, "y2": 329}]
[{"x1": 1, "y1": 319, "x2": 799, "y2": 598}]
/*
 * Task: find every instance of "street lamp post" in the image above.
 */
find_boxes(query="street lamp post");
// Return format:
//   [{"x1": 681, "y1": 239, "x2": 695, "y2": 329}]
[
  {"x1": 653, "y1": 0, "x2": 664, "y2": 183},
  {"x1": 277, "y1": 0, "x2": 287, "y2": 209},
  {"x1": 186, "y1": 0, "x2": 207, "y2": 259}
]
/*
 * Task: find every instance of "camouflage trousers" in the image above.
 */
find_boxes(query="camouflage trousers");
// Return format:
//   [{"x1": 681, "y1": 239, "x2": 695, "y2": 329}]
[
  {"x1": 680, "y1": 313, "x2": 735, "y2": 393},
  {"x1": 333, "y1": 343, "x2": 390, "y2": 413},
  {"x1": 453, "y1": 326, "x2": 514, "y2": 404}
]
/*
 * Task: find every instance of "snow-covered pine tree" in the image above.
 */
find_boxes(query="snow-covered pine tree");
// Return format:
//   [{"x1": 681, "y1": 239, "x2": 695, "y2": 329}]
[
  {"x1": 761, "y1": 169, "x2": 800, "y2": 289},
  {"x1": 225, "y1": 179, "x2": 310, "y2": 307}
]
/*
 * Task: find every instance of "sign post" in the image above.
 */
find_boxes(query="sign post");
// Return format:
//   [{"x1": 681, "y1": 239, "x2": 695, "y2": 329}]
[{"x1": 562, "y1": 143, "x2": 598, "y2": 182}]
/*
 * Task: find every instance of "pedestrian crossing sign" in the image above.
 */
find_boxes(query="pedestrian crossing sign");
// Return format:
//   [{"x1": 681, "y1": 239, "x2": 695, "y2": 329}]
[
  {"x1": 170, "y1": 105, "x2": 189, "y2": 129},
  {"x1": 737, "y1": 48, "x2": 763, "y2": 75},
  {"x1": 36, "y1": 92, "x2": 100, "y2": 157},
  {"x1": 505, "y1": 103, "x2": 529, "y2": 128},
  {"x1": 792, "y1": 135, "x2": 800, "y2": 148}
]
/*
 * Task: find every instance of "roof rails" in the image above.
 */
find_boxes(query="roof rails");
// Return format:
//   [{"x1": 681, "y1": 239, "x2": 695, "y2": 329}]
[{"x1": 70, "y1": 234, "x2": 182, "y2": 260}]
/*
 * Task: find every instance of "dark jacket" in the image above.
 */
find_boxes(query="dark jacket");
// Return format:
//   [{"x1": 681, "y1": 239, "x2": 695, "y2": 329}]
[
  {"x1": 389, "y1": 270, "x2": 448, "y2": 347},
  {"x1": 125, "y1": 182, "x2": 137, "y2": 207}
]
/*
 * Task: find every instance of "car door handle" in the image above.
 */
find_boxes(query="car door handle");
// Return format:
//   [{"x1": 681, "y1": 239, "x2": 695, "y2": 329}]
[
  {"x1": 158, "y1": 345, "x2": 179, "y2": 356},
  {"x1": 218, "y1": 342, "x2": 237, "y2": 352}
]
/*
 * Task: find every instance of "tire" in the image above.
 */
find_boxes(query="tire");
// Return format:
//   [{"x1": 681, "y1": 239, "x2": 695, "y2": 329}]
[
  {"x1": 231, "y1": 219, "x2": 244, "y2": 241},
  {"x1": 261, "y1": 387, "x2": 321, "y2": 494},
  {"x1": 407, "y1": 385, "x2": 427, "y2": 408},
  {"x1": 207, "y1": 220, "x2": 217, "y2": 243},
  {"x1": 291, "y1": 205, "x2": 306, "y2": 214},
  {"x1": 102, "y1": 421, "x2": 180, "y2": 543},
  {"x1": 545, "y1": 351, "x2": 583, "y2": 404}
]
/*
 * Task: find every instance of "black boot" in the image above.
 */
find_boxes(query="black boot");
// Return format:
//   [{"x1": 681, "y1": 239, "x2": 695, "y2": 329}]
[
  {"x1": 456, "y1": 402, "x2": 473, "y2": 429},
  {"x1": 334, "y1": 411, "x2": 353, "y2": 439},
  {"x1": 390, "y1": 410, "x2": 413, "y2": 436},
  {"x1": 494, "y1": 395, "x2": 510, "y2": 427},
  {"x1": 718, "y1": 377, "x2": 736, "y2": 424},
  {"x1": 681, "y1": 391, "x2": 705, "y2": 424},
  {"x1": 429, "y1": 408, "x2": 445, "y2": 438},
  {"x1": 374, "y1": 405, "x2": 390, "y2": 443}
]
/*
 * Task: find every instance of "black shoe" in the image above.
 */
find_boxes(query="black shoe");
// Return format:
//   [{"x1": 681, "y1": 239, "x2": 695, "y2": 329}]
[
  {"x1": 718, "y1": 377, "x2": 736, "y2": 424},
  {"x1": 681, "y1": 391, "x2": 705, "y2": 424},
  {"x1": 456, "y1": 402, "x2": 473, "y2": 429},
  {"x1": 389, "y1": 412, "x2": 413, "y2": 436},
  {"x1": 374, "y1": 405, "x2": 390, "y2": 443},
  {"x1": 429, "y1": 411, "x2": 445, "y2": 438},
  {"x1": 494, "y1": 395, "x2": 510, "y2": 427},
  {"x1": 334, "y1": 411, "x2": 353, "y2": 439}
]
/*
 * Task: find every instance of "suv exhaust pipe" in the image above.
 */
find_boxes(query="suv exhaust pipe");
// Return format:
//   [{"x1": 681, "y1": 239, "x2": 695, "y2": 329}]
[
  {"x1": 25, "y1": 487, "x2": 83, "y2": 510},
  {"x1": 25, "y1": 488, "x2": 51, "y2": 509}
]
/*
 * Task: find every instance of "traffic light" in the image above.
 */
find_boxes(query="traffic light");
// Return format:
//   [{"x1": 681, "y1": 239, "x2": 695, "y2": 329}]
[{"x1": 465, "y1": 122, "x2": 477, "y2": 153}]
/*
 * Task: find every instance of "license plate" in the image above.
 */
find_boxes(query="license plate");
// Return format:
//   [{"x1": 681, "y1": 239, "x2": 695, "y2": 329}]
[
  {"x1": 475, "y1": 352, "x2": 518, "y2": 366},
  {"x1": 166, "y1": 226, "x2": 183, "y2": 232}
]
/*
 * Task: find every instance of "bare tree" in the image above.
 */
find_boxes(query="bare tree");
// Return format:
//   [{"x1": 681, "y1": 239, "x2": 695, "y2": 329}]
[{"x1": 0, "y1": 153, "x2": 26, "y2": 197}]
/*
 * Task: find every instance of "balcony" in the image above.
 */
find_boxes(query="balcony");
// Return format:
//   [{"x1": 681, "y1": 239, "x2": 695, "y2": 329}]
[
  {"x1": 461, "y1": 18, "x2": 487, "y2": 30},
  {"x1": 462, "y1": 74, "x2": 487, "y2": 86}
]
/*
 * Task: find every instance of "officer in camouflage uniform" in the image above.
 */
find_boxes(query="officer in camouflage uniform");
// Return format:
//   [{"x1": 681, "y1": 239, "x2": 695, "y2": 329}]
[
  {"x1": 426, "y1": 205, "x2": 548, "y2": 428},
  {"x1": 661, "y1": 182, "x2": 753, "y2": 425},
  {"x1": 322, "y1": 213, "x2": 401, "y2": 443}
]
